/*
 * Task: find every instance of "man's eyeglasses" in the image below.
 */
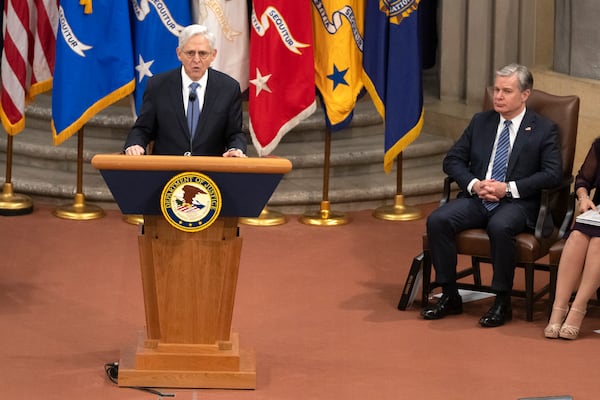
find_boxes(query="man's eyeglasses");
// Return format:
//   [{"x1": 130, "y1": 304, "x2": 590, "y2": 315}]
[{"x1": 182, "y1": 50, "x2": 212, "y2": 60}]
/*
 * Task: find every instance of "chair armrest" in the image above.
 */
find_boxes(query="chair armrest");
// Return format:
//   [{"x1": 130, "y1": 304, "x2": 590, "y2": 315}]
[
  {"x1": 441, "y1": 176, "x2": 454, "y2": 206},
  {"x1": 533, "y1": 176, "x2": 574, "y2": 240},
  {"x1": 441, "y1": 176, "x2": 573, "y2": 240},
  {"x1": 558, "y1": 191, "x2": 576, "y2": 239}
]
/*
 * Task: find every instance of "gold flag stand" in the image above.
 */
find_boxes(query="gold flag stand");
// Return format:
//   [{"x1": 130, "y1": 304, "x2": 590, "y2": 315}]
[
  {"x1": 0, "y1": 134, "x2": 34, "y2": 216},
  {"x1": 299, "y1": 128, "x2": 349, "y2": 226},
  {"x1": 123, "y1": 214, "x2": 144, "y2": 225},
  {"x1": 239, "y1": 207, "x2": 287, "y2": 226},
  {"x1": 240, "y1": 155, "x2": 288, "y2": 226},
  {"x1": 373, "y1": 153, "x2": 421, "y2": 221},
  {"x1": 53, "y1": 128, "x2": 105, "y2": 220}
]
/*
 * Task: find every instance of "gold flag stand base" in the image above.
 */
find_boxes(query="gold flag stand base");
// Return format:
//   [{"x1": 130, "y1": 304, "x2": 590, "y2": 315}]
[
  {"x1": 53, "y1": 193, "x2": 105, "y2": 220},
  {"x1": 122, "y1": 214, "x2": 144, "y2": 225},
  {"x1": 239, "y1": 207, "x2": 287, "y2": 226},
  {"x1": 373, "y1": 194, "x2": 421, "y2": 221},
  {"x1": 299, "y1": 201, "x2": 350, "y2": 226},
  {"x1": 0, "y1": 183, "x2": 34, "y2": 216}
]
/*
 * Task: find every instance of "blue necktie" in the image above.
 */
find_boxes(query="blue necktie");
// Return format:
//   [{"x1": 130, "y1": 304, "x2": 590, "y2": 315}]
[
  {"x1": 484, "y1": 120, "x2": 512, "y2": 211},
  {"x1": 187, "y1": 82, "x2": 200, "y2": 138}
]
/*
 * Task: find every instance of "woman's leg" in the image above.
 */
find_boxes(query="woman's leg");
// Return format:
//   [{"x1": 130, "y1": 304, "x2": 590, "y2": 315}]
[
  {"x1": 548, "y1": 231, "x2": 589, "y2": 325},
  {"x1": 563, "y1": 237, "x2": 600, "y2": 328}
]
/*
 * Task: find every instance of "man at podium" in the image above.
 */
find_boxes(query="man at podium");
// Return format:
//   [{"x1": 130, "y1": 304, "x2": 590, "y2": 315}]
[{"x1": 123, "y1": 24, "x2": 247, "y2": 158}]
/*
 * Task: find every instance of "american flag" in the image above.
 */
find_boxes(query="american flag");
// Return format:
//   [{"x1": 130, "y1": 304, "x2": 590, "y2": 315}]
[{"x1": 0, "y1": 0, "x2": 58, "y2": 135}]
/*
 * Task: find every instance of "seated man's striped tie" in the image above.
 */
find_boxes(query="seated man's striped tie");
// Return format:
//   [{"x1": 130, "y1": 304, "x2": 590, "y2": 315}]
[{"x1": 484, "y1": 120, "x2": 511, "y2": 211}]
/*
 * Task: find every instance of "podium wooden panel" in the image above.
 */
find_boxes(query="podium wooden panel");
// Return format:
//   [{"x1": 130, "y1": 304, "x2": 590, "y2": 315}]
[{"x1": 92, "y1": 155, "x2": 292, "y2": 389}]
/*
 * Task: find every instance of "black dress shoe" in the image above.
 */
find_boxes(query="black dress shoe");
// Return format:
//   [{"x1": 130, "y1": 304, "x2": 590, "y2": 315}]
[
  {"x1": 421, "y1": 294, "x2": 463, "y2": 320},
  {"x1": 479, "y1": 301, "x2": 512, "y2": 327}
]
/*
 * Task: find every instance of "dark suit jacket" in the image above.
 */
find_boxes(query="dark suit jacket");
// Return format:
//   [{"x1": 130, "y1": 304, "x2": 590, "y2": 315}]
[
  {"x1": 443, "y1": 108, "x2": 563, "y2": 229},
  {"x1": 124, "y1": 67, "x2": 247, "y2": 155}
]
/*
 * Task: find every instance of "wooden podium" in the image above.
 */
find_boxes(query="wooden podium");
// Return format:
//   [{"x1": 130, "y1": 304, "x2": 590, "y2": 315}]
[{"x1": 92, "y1": 155, "x2": 292, "y2": 389}]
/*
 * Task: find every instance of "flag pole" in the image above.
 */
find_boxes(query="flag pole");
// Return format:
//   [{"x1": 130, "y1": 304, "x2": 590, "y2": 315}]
[
  {"x1": 53, "y1": 127, "x2": 105, "y2": 220},
  {"x1": 373, "y1": 152, "x2": 421, "y2": 221},
  {"x1": 0, "y1": 134, "x2": 34, "y2": 215},
  {"x1": 299, "y1": 127, "x2": 349, "y2": 226}
]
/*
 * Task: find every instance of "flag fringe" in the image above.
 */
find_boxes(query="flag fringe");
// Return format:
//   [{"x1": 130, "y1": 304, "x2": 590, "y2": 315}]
[
  {"x1": 29, "y1": 78, "x2": 54, "y2": 99},
  {"x1": 0, "y1": 77, "x2": 54, "y2": 135},
  {"x1": 0, "y1": 106, "x2": 25, "y2": 136},
  {"x1": 383, "y1": 107, "x2": 424, "y2": 174},
  {"x1": 250, "y1": 100, "x2": 317, "y2": 157},
  {"x1": 51, "y1": 80, "x2": 135, "y2": 145},
  {"x1": 362, "y1": 71, "x2": 384, "y2": 120}
]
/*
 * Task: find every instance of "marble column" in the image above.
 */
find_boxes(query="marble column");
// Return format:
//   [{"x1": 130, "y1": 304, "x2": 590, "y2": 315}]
[
  {"x1": 437, "y1": 0, "x2": 555, "y2": 105},
  {"x1": 554, "y1": 0, "x2": 600, "y2": 80}
]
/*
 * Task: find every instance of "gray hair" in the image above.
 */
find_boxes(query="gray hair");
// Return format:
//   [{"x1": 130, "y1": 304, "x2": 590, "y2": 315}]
[
  {"x1": 495, "y1": 63, "x2": 533, "y2": 92},
  {"x1": 178, "y1": 24, "x2": 216, "y2": 50}
]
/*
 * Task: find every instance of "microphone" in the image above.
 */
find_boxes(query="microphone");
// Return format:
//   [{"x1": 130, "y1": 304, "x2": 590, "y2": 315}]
[{"x1": 189, "y1": 92, "x2": 196, "y2": 102}]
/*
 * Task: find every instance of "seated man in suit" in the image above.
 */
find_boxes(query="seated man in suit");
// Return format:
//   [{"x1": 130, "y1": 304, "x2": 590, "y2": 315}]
[
  {"x1": 124, "y1": 24, "x2": 247, "y2": 157},
  {"x1": 421, "y1": 64, "x2": 562, "y2": 327}
]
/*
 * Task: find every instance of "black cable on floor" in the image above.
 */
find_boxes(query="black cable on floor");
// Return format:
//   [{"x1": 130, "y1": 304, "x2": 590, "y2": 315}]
[{"x1": 104, "y1": 361, "x2": 176, "y2": 397}]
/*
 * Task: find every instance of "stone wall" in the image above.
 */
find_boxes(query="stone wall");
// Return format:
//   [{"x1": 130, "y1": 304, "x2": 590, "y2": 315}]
[
  {"x1": 554, "y1": 0, "x2": 600, "y2": 80},
  {"x1": 533, "y1": 68, "x2": 600, "y2": 174},
  {"x1": 432, "y1": 0, "x2": 600, "y2": 177}
]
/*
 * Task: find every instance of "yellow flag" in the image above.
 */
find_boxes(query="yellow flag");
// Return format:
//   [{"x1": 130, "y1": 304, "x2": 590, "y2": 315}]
[{"x1": 312, "y1": 0, "x2": 365, "y2": 130}]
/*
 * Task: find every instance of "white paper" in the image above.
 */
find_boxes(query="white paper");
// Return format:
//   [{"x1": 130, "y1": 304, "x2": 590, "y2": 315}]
[
  {"x1": 434, "y1": 289, "x2": 496, "y2": 303},
  {"x1": 575, "y1": 206, "x2": 600, "y2": 226}
]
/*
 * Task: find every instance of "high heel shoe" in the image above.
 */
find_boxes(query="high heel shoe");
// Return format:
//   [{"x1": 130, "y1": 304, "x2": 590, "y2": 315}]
[
  {"x1": 544, "y1": 306, "x2": 568, "y2": 339},
  {"x1": 559, "y1": 307, "x2": 587, "y2": 340}
]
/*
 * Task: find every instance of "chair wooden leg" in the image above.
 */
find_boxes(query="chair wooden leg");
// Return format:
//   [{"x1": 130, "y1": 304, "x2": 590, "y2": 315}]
[
  {"x1": 524, "y1": 264, "x2": 535, "y2": 321},
  {"x1": 422, "y1": 250, "x2": 432, "y2": 307},
  {"x1": 472, "y1": 257, "x2": 482, "y2": 286}
]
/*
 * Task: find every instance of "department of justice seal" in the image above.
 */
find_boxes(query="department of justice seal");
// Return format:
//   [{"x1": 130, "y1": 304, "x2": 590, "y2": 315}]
[{"x1": 160, "y1": 172, "x2": 222, "y2": 232}]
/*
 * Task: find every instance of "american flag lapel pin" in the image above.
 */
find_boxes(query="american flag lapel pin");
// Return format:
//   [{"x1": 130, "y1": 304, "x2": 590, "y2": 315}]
[{"x1": 525, "y1": 126, "x2": 532, "y2": 131}]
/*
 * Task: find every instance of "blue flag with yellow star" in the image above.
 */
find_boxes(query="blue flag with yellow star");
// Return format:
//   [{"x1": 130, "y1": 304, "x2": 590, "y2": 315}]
[
  {"x1": 311, "y1": 0, "x2": 365, "y2": 131},
  {"x1": 130, "y1": 1, "x2": 192, "y2": 116},
  {"x1": 52, "y1": 2, "x2": 134, "y2": 145},
  {"x1": 362, "y1": 1, "x2": 424, "y2": 173}
]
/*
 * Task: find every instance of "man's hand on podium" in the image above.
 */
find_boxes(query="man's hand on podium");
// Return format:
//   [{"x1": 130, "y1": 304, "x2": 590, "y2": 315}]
[
  {"x1": 223, "y1": 148, "x2": 247, "y2": 158},
  {"x1": 124, "y1": 145, "x2": 145, "y2": 155}
]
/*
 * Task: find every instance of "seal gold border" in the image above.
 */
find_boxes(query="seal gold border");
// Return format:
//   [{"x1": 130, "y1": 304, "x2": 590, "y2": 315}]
[{"x1": 160, "y1": 172, "x2": 222, "y2": 232}]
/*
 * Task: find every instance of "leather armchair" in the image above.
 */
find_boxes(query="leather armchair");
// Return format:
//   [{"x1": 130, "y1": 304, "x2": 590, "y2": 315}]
[{"x1": 419, "y1": 88, "x2": 580, "y2": 321}]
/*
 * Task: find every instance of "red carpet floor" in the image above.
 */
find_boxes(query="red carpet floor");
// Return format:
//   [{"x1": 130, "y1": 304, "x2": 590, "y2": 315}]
[{"x1": 1, "y1": 202, "x2": 599, "y2": 400}]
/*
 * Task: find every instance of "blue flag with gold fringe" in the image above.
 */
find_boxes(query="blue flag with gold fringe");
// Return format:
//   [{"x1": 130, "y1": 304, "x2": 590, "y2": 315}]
[
  {"x1": 362, "y1": 0, "x2": 424, "y2": 173},
  {"x1": 130, "y1": 1, "x2": 192, "y2": 116},
  {"x1": 51, "y1": 2, "x2": 134, "y2": 145}
]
